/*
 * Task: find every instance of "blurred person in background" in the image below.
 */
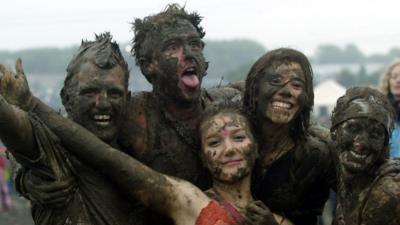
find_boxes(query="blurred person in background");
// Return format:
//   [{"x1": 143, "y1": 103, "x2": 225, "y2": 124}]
[
  {"x1": 379, "y1": 59, "x2": 400, "y2": 157},
  {"x1": 0, "y1": 146, "x2": 12, "y2": 211}
]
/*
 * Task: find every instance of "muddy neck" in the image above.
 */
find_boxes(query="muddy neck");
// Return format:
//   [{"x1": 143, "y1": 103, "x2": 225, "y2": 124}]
[
  {"x1": 260, "y1": 120, "x2": 294, "y2": 156},
  {"x1": 211, "y1": 175, "x2": 253, "y2": 209},
  {"x1": 157, "y1": 93, "x2": 203, "y2": 122},
  {"x1": 340, "y1": 169, "x2": 376, "y2": 195}
]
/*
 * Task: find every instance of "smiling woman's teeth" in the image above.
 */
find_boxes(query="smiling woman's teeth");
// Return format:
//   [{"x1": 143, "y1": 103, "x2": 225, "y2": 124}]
[
  {"x1": 272, "y1": 102, "x2": 291, "y2": 109},
  {"x1": 349, "y1": 151, "x2": 368, "y2": 160}
]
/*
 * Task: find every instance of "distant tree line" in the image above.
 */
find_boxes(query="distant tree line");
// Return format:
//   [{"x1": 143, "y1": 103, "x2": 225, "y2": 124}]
[
  {"x1": 1, "y1": 41, "x2": 399, "y2": 86},
  {"x1": 313, "y1": 44, "x2": 400, "y2": 64},
  {"x1": 335, "y1": 65, "x2": 381, "y2": 88}
]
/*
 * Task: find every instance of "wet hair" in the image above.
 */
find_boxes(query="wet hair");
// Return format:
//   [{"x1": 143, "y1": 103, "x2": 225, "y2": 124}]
[
  {"x1": 378, "y1": 58, "x2": 400, "y2": 96},
  {"x1": 60, "y1": 32, "x2": 129, "y2": 112},
  {"x1": 243, "y1": 48, "x2": 314, "y2": 141},
  {"x1": 197, "y1": 101, "x2": 257, "y2": 165},
  {"x1": 331, "y1": 86, "x2": 395, "y2": 149},
  {"x1": 131, "y1": 3, "x2": 205, "y2": 81},
  {"x1": 199, "y1": 101, "x2": 254, "y2": 134}
]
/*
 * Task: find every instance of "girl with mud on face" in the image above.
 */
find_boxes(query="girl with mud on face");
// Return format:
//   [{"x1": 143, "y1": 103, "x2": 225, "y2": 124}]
[{"x1": 244, "y1": 48, "x2": 336, "y2": 225}]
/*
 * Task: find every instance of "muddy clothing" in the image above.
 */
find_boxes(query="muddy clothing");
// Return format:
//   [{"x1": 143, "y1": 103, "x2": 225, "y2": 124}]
[
  {"x1": 13, "y1": 114, "x2": 140, "y2": 225},
  {"x1": 335, "y1": 169, "x2": 400, "y2": 225},
  {"x1": 120, "y1": 87, "x2": 241, "y2": 225},
  {"x1": 252, "y1": 135, "x2": 335, "y2": 225}
]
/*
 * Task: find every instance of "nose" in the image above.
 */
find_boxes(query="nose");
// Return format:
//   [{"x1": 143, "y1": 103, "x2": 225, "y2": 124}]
[
  {"x1": 277, "y1": 84, "x2": 292, "y2": 98},
  {"x1": 183, "y1": 45, "x2": 196, "y2": 62},
  {"x1": 353, "y1": 132, "x2": 368, "y2": 153},
  {"x1": 95, "y1": 91, "x2": 111, "y2": 111},
  {"x1": 223, "y1": 140, "x2": 236, "y2": 157}
]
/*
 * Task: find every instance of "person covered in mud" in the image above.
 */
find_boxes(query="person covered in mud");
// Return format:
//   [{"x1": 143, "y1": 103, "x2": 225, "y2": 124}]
[
  {"x1": 0, "y1": 57, "x2": 291, "y2": 225},
  {"x1": 243, "y1": 48, "x2": 336, "y2": 225},
  {"x1": 0, "y1": 33, "x2": 143, "y2": 225},
  {"x1": 8, "y1": 4, "x2": 255, "y2": 225},
  {"x1": 116, "y1": 4, "x2": 241, "y2": 224},
  {"x1": 330, "y1": 86, "x2": 400, "y2": 225}
]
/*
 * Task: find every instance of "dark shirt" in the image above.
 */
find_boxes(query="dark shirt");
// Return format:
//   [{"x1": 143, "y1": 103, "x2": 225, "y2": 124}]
[
  {"x1": 252, "y1": 134, "x2": 336, "y2": 225},
  {"x1": 13, "y1": 114, "x2": 140, "y2": 225}
]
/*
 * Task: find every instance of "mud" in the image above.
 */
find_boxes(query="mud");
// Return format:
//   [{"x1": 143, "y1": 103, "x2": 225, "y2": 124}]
[
  {"x1": 243, "y1": 48, "x2": 314, "y2": 140},
  {"x1": 332, "y1": 87, "x2": 400, "y2": 225},
  {"x1": 244, "y1": 48, "x2": 335, "y2": 225}
]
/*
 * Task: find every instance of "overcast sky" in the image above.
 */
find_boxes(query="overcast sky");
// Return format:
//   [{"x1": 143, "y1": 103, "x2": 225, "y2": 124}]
[{"x1": 1, "y1": 0, "x2": 399, "y2": 55}]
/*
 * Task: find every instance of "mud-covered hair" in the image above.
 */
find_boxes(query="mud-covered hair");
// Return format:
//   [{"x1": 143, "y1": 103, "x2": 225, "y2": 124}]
[
  {"x1": 331, "y1": 86, "x2": 395, "y2": 145},
  {"x1": 131, "y1": 3, "x2": 205, "y2": 69},
  {"x1": 60, "y1": 32, "x2": 129, "y2": 112},
  {"x1": 243, "y1": 48, "x2": 314, "y2": 141}
]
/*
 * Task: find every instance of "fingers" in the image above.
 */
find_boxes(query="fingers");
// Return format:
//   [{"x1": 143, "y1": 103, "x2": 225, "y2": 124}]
[
  {"x1": 0, "y1": 64, "x2": 6, "y2": 75},
  {"x1": 15, "y1": 58, "x2": 24, "y2": 74},
  {"x1": 15, "y1": 58, "x2": 27, "y2": 81},
  {"x1": 246, "y1": 200, "x2": 271, "y2": 214}
]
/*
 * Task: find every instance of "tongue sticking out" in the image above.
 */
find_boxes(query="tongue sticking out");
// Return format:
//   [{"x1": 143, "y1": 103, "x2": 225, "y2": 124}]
[{"x1": 181, "y1": 75, "x2": 199, "y2": 89}]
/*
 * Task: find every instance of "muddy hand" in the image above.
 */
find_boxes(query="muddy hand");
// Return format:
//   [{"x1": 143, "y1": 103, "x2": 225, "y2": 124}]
[
  {"x1": 0, "y1": 58, "x2": 33, "y2": 110},
  {"x1": 245, "y1": 200, "x2": 279, "y2": 225},
  {"x1": 23, "y1": 172, "x2": 77, "y2": 209}
]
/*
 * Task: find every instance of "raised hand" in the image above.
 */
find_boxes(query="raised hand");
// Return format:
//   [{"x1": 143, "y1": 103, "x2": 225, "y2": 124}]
[
  {"x1": 0, "y1": 58, "x2": 34, "y2": 110},
  {"x1": 245, "y1": 200, "x2": 279, "y2": 225}
]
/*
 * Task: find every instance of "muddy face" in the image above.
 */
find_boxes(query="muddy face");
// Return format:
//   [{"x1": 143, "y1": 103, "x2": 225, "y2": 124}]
[
  {"x1": 149, "y1": 20, "x2": 207, "y2": 103},
  {"x1": 200, "y1": 113, "x2": 257, "y2": 183},
  {"x1": 256, "y1": 62, "x2": 305, "y2": 124},
  {"x1": 389, "y1": 64, "x2": 400, "y2": 100},
  {"x1": 335, "y1": 118, "x2": 386, "y2": 176},
  {"x1": 66, "y1": 62, "x2": 127, "y2": 142}
]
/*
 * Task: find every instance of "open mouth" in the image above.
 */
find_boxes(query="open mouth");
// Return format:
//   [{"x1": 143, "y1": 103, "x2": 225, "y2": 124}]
[
  {"x1": 93, "y1": 114, "x2": 112, "y2": 126},
  {"x1": 180, "y1": 66, "x2": 199, "y2": 89},
  {"x1": 341, "y1": 150, "x2": 373, "y2": 172},
  {"x1": 271, "y1": 101, "x2": 292, "y2": 110},
  {"x1": 348, "y1": 150, "x2": 369, "y2": 161}
]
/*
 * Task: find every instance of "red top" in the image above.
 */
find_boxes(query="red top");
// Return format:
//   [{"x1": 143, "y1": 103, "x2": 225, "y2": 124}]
[{"x1": 196, "y1": 201, "x2": 238, "y2": 225}]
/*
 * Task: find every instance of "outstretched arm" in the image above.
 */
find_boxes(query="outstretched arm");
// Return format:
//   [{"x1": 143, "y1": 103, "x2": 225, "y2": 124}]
[
  {"x1": 31, "y1": 95, "x2": 209, "y2": 223},
  {"x1": 1, "y1": 59, "x2": 210, "y2": 224},
  {"x1": 0, "y1": 61, "x2": 37, "y2": 159}
]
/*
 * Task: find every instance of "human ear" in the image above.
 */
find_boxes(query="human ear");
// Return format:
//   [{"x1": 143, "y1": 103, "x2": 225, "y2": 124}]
[{"x1": 138, "y1": 57, "x2": 157, "y2": 83}]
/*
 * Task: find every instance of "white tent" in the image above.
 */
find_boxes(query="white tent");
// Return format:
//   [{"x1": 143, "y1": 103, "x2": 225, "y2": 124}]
[{"x1": 313, "y1": 79, "x2": 346, "y2": 118}]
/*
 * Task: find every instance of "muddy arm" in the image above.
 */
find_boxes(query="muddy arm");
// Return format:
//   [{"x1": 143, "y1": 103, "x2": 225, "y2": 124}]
[
  {"x1": 30, "y1": 96, "x2": 209, "y2": 223},
  {"x1": 0, "y1": 95, "x2": 37, "y2": 159}
]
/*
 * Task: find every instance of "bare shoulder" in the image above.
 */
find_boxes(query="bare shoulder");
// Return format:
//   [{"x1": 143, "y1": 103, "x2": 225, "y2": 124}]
[{"x1": 119, "y1": 91, "x2": 150, "y2": 157}]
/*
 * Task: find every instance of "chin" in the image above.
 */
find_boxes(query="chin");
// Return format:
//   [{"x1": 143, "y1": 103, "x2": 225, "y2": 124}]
[
  {"x1": 179, "y1": 90, "x2": 201, "y2": 102},
  {"x1": 90, "y1": 127, "x2": 118, "y2": 143}
]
